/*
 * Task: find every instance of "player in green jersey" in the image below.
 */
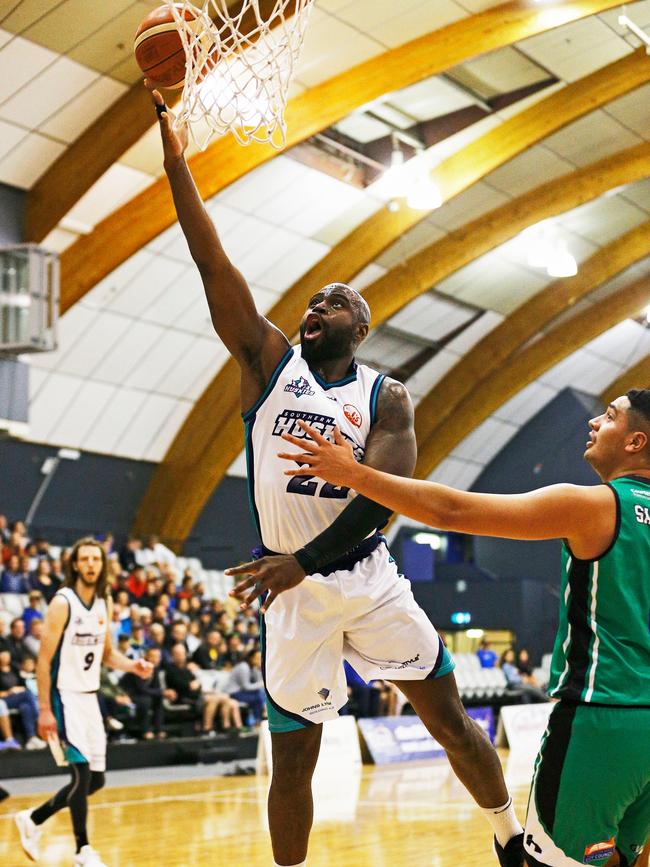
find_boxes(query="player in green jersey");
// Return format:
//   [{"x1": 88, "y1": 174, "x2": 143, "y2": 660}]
[{"x1": 276, "y1": 389, "x2": 650, "y2": 867}]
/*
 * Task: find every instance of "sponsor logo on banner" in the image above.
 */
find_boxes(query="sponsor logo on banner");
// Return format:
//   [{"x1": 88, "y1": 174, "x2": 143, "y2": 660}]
[
  {"x1": 583, "y1": 838, "x2": 615, "y2": 863},
  {"x1": 284, "y1": 376, "x2": 315, "y2": 398},
  {"x1": 343, "y1": 403, "x2": 362, "y2": 427},
  {"x1": 359, "y1": 709, "x2": 494, "y2": 764}
]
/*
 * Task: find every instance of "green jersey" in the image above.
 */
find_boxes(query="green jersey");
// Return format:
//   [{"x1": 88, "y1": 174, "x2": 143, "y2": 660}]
[{"x1": 548, "y1": 475, "x2": 650, "y2": 706}]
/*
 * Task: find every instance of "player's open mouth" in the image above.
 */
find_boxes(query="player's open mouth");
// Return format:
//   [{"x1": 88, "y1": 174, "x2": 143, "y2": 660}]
[{"x1": 304, "y1": 314, "x2": 323, "y2": 341}]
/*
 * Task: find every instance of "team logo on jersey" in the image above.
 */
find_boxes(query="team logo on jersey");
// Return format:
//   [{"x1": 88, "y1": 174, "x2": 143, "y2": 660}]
[
  {"x1": 273, "y1": 410, "x2": 365, "y2": 462},
  {"x1": 284, "y1": 376, "x2": 315, "y2": 398},
  {"x1": 317, "y1": 688, "x2": 330, "y2": 700},
  {"x1": 583, "y1": 838, "x2": 615, "y2": 863},
  {"x1": 343, "y1": 403, "x2": 362, "y2": 427},
  {"x1": 74, "y1": 616, "x2": 83, "y2": 625}
]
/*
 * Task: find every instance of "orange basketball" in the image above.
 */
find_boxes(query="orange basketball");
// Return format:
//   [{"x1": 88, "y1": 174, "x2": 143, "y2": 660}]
[{"x1": 134, "y1": 5, "x2": 195, "y2": 90}]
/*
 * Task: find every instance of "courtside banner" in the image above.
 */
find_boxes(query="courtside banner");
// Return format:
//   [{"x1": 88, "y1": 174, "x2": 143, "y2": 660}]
[{"x1": 359, "y1": 708, "x2": 494, "y2": 765}]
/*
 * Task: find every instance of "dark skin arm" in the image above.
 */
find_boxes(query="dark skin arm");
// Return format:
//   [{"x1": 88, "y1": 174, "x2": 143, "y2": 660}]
[
  {"x1": 226, "y1": 378, "x2": 416, "y2": 612},
  {"x1": 146, "y1": 80, "x2": 289, "y2": 411}
]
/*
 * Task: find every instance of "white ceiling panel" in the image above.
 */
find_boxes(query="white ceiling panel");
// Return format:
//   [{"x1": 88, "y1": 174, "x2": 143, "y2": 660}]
[
  {"x1": 334, "y1": 113, "x2": 391, "y2": 143},
  {"x1": 55, "y1": 311, "x2": 129, "y2": 378},
  {"x1": 427, "y1": 456, "x2": 484, "y2": 491},
  {"x1": 218, "y1": 156, "x2": 307, "y2": 213},
  {"x1": 41, "y1": 226, "x2": 79, "y2": 254},
  {"x1": 430, "y1": 181, "x2": 510, "y2": 233},
  {"x1": 173, "y1": 296, "x2": 213, "y2": 335},
  {"x1": 107, "y1": 257, "x2": 186, "y2": 318},
  {"x1": 39, "y1": 74, "x2": 128, "y2": 143},
  {"x1": 376, "y1": 218, "x2": 447, "y2": 272},
  {"x1": 28, "y1": 364, "x2": 48, "y2": 403},
  {"x1": 140, "y1": 268, "x2": 204, "y2": 329},
  {"x1": 452, "y1": 416, "x2": 518, "y2": 464},
  {"x1": 81, "y1": 387, "x2": 144, "y2": 455},
  {"x1": 584, "y1": 320, "x2": 650, "y2": 367},
  {"x1": 0, "y1": 131, "x2": 65, "y2": 188},
  {"x1": 544, "y1": 111, "x2": 641, "y2": 168},
  {"x1": 540, "y1": 348, "x2": 620, "y2": 394},
  {"x1": 446, "y1": 309, "x2": 503, "y2": 355},
  {"x1": 0, "y1": 34, "x2": 55, "y2": 104},
  {"x1": 237, "y1": 226, "x2": 306, "y2": 284},
  {"x1": 350, "y1": 262, "x2": 387, "y2": 293},
  {"x1": 145, "y1": 400, "x2": 194, "y2": 462},
  {"x1": 605, "y1": 82, "x2": 650, "y2": 140},
  {"x1": 65, "y1": 163, "x2": 153, "y2": 231},
  {"x1": 156, "y1": 337, "x2": 224, "y2": 399},
  {"x1": 369, "y1": 1, "x2": 467, "y2": 49},
  {"x1": 389, "y1": 74, "x2": 474, "y2": 122},
  {"x1": 547, "y1": 37, "x2": 631, "y2": 83},
  {"x1": 113, "y1": 393, "x2": 179, "y2": 461},
  {"x1": 125, "y1": 330, "x2": 197, "y2": 392},
  {"x1": 406, "y1": 348, "x2": 461, "y2": 400},
  {"x1": 0, "y1": 55, "x2": 97, "y2": 129},
  {"x1": 250, "y1": 285, "x2": 282, "y2": 315},
  {"x1": 31, "y1": 304, "x2": 97, "y2": 371},
  {"x1": 493, "y1": 381, "x2": 558, "y2": 427},
  {"x1": 390, "y1": 292, "x2": 474, "y2": 341},
  {"x1": 48, "y1": 380, "x2": 117, "y2": 449},
  {"x1": 313, "y1": 197, "x2": 383, "y2": 247},
  {"x1": 221, "y1": 214, "x2": 276, "y2": 263},
  {"x1": 0, "y1": 119, "x2": 28, "y2": 161},
  {"x1": 255, "y1": 237, "x2": 330, "y2": 293},
  {"x1": 84, "y1": 250, "x2": 156, "y2": 310},
  {"x1": 484, "y1": 146, "x2": 573, "y2": 197},
  {"x1": 285, "y1": 180, "x2": 365, "y2": 238},
  {"x1": 437, "y1": 253, "x2": 548, "y2": 315},
  {"x1": 28, "y1": 371, "x2": 83, "y2": 443},
  {"x1": 453, "y1": 46, "x2": 551, "y2": 96},
  {"x1": 619, "y1": 179, "x2": 650, "y2": 215},
  {"x1": 90, "y1": 320, "x2": 164, "y2": 385},
  {"x1": 518, "y1": 16, "x2": 625, "y2": 78},
  {"x1": 557, "y1": 193, "x2": 648, "y2": 246}
]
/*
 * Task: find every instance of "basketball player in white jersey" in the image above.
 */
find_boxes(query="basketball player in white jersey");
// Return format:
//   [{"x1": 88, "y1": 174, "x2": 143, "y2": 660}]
[
  {"x1": 148, "y1": 81, "x2": 524, "y2": 867},
  {"x1": 15, "y1": 538, "x2": 152, "y2": 866}
]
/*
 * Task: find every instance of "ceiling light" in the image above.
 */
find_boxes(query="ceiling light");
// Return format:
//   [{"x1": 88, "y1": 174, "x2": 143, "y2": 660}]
[
  {"x1": 546, "y1": 241, "x2": 578, "y2": 278},
  {"x1": 380, "y1": 145, "x2": 409, "y2": 199},
  {"x1": 407, "y1": 177, "x2": 443, "y2": 211}
]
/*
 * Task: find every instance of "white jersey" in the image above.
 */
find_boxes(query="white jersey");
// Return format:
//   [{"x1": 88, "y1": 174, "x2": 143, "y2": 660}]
[
  {"x1": 244, "y1": 345, "x2": 385, "y2": 553},
  {"x1": 53, "y1": 587, "x2": 107, "y2": 692}
]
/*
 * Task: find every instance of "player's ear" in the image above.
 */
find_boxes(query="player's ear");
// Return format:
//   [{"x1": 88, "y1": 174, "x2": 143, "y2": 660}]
[
  {"x1": 626, "y1": 430, "x2": 648, "y2": 454},
  {"x1": 355, "y1": 322, "x2": 369, "y2": 344}
]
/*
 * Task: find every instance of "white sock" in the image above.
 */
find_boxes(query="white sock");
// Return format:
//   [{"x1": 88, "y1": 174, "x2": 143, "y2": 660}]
[
  {"x1": 273, "y1": 862, "x2": 306, "y2": 867},
  {"x1": 481, "y1": 796, "x2": 523, "y2": 848}
]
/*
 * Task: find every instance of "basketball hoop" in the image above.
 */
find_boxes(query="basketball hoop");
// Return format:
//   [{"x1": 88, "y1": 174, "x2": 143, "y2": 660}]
[{"x1": 166, "y1": 0, "x2": 315, "y2": 150}]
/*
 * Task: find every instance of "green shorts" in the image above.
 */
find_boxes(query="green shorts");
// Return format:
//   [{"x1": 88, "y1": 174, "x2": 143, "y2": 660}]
[{"x1": 524, "y1": 702, "x2": 650, "y2": 867}]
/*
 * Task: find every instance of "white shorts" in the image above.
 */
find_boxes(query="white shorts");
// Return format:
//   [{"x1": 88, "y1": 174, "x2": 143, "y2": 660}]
[
  {"x1": 261, "y1": 541, "x2": 454, "y2": 732},
  {"x1": 53, "y1": 689, "x2": 106, "y2": 772}
]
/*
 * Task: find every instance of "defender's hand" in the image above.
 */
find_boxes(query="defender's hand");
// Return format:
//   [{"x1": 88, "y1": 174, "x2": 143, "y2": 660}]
[
  {"x1": 278, "y1": 422, "x2": 358, "y2": 487},
  {"x1": 38, "y1": 708, "x2": 58, "y2": 741},
  {"x1": 145, "y1": 78, "x2": 188, "y2": 162},
  {"x1": 226, "y1": 555, "x2": 306, "y2": 613}
]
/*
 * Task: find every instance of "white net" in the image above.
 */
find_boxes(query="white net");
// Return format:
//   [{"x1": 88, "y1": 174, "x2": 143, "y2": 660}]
[{"x1": 166, "y1": 0, "x2": 315, "y2": 150}]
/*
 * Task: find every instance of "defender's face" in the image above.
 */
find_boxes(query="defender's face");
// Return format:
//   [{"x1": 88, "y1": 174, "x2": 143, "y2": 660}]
[
  {"x1": 299, "y1": 286, "x2": 364, "y2": 363},
  {"x1": 74, "y1": 545, "x2": 103, "y2": 586},
  {"x1": 585, "y1": 396, "x2": 631, "y2": 473}
]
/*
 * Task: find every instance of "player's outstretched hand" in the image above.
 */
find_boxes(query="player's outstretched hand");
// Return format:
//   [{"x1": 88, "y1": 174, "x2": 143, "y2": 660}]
[
  {"x1": 226, "y1": 554, "x2": 306, "y2": 613},
  {"x1": 278, "y1": 422, "x2": 358, "y2": 487},
  {"x1": 133, "y1": 659, "x2": 154, "y2": 679},
  {"x1": 38, "y1": 708, "x2": 58, "y2": 741},
  {"x1": 144, "y1": 78, "x2": 188, "y2": 163}
]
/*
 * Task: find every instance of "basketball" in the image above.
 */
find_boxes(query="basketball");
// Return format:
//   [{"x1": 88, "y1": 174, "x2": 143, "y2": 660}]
[{"x1": 133, "y1": 5, "x2": 195, "y2": 90}]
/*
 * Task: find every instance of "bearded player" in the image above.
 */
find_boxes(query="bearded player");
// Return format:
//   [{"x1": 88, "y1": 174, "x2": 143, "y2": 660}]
[{"x1": 147, "y1": 81, "x2": 525, "y2": 867}]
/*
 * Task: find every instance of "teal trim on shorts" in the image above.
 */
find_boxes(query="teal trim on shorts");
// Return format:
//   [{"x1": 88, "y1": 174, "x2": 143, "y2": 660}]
[
  {"x1": 266, "y1": 698, "x2": 308, "y2": 734},
  {"x1": 434, "y1": 646, "x2": 455, "y2": 679}
]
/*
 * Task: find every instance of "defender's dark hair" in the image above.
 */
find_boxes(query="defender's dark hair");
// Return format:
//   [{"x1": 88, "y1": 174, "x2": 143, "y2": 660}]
[
  {"x1": 64, "y1": 537, "x2": 109, "y2": 600},
  {"x1": 626, "y1": 389, "x2": 650, "y2": 426}
]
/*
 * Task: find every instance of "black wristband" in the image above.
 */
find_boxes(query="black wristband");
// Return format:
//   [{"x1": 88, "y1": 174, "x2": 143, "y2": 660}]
[
  {"x1": 293, "y1": 495, "x2": 392, "y2": 575},
  {"x1": 155, "y1": 101, "x2": 168, "y2": 119}
]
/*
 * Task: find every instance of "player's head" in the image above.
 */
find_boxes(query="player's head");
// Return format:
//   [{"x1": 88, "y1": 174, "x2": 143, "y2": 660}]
[
  {"x1": 299, "y1": 283, "x2": 370, "y2": 365},
  {"x1": 65, "y1": 537, "x2": 109, "y2": 598},
  {"x1": 585, "y1": 389, "x2": 650, "y2": 479}
]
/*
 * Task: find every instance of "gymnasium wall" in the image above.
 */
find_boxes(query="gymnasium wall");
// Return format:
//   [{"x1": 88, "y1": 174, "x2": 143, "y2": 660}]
[
  {"x1": 0, "y1": 181, "x2": 24, "y2": 243},
  {"x1": 0, "y1": 182, "x2": 28, "y2": 424}
]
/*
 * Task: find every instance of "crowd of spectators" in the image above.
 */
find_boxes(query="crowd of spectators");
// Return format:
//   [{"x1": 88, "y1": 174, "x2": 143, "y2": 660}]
[{"x1": 0, "y1": 516, "x2": 267, "y2": 747}]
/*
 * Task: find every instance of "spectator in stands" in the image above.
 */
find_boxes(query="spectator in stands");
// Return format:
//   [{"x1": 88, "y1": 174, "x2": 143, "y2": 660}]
[
  {"x1": 1, "y1": 553, "x2": 28, "y2": 593},
  {"x1": 33, "y1": 538, "x2": 50, "y2": 560},
  {"x1": 117, "y1": 634, "x2": 138, "y2": 661},
  {"x1": 0, "y1": 514, "x2": 9, "y2": 543},
  {"x1": 23, "y1": 619, "x2": 42, "y2": 660},
  {"x1": 126, "y1": 566, "x2": 148, "y2": 601},
  {"x1": 516, "y1": 648, "x2": 543, "y2": 689},
  {"x1": 193, "y1": 629, "x2": 229, "y2": 670},
  {"x1": 2, "y1": 527, "x2": 26, "y2": 565},
  {"x1": 177, "y1": 574, "x2": 194, "y2": 600},
  {"x1": 24, "y1": 542, "x2": 39, "y2": 572},
  {"x1": 142, "y1": 535, "x2": 176, "y2": 568},
  {"x1": 224, "y1": 633, "x2": 246, "y2": 667},
  {"x1": 0, "y1": 696, "x2": 21, "y2": 750},
  {"x1": 225, "y1": 649, "x2": 265, "y2": 726},
  {"x1": 477, "y1": 638, "x2": 498, "y2": 669},
  {"x1": 163, "y1": 578, "x2": 178, "y2": 607},
  {"x1": 139, "y1": 577, "x2": 161, "y2": 610},
  {"x1": 28, "y1": 559, "x2": 60, "y2": 603},
  {"x1": 165, "y1": 622, "x2": 190, "y2": 657},
  {"x1": 7, "y1": 618, "x2": 27, "y2": 667},
  {"x1": 119, "y1": 536, "x2": 143, "y2": 573},
  {"x1": 49, "y1": 557, "x2": 65, "y2": 586},
  {"x1": 152, "y1": 602, "x2": 171, "y2": 628},
  {"x1": 98, "y1": 667, "x2": 131, "y2": 733},
  {"x1": 22, "y1": 592, "x2": 44, "y2": 634},
  {"x1": 19, "y1": 656, "x2": 37, "y2": 697},
  {"x1": 146, "y1": 623, "x2": 166, "y2": 655},
  {"x1": 129, "y1": 624, "x2": 146, "y2": 659},
  {"x1": 173, "y1": 596, "x2": 192, "y2": 623},
  {"x1": 500, "y1": 648, "x2": 548, "y2": 704},
  {"x1": 165, "y1": 643, "x2": 221, "y2": 735},
  {"x1": 0, "y1": 649, "x2": 44, "y2": 749},
  {"x1": 121, "y1": 647, "x2": 172, "y2": 740},
  {"x1": 186, "y1": 620, "x2": 202, "y2": 656},
  {"x1": 188, "y1": 595, "x2": 202, "y2": 620}
]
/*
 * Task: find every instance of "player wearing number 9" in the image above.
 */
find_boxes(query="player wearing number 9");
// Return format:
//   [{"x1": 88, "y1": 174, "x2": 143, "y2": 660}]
[
  {"x1": 14, "y1": 538, "x2": 153, "y2": 867},
  {"x1": 149, "y1": 80, "x2": 526, "y2": 867}
]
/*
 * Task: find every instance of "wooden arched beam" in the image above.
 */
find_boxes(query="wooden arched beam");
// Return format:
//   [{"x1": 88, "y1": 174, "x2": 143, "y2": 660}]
[
  {"x1": 132, "y1": 51, "x2": 650, "y2": 544},
  {"x1": 415, "y1": 273, "x2": 650, "y2": 479},
  {"x1": 414, "y1": 219, "x2": 650, "y2": 454},
  {"x1": 601, "y1": 355, "x2": 650, "y2": 405},
  {"x1": 56, "y1": 0, "x2": 637, "y2": 312}
]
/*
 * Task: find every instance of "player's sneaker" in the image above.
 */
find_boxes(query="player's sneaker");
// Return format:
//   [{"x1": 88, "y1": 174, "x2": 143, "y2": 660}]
[
  {"x1": 15, "y1": 809, "x2": 42, "y2": 861},
  {"x1": 73, "y1": 845, "x2": 107, "y2": 866},
  {"x1": 26, "y1": 736, "x2": 47, "y2": 750},
  {"x1": 494, "y1": 832, "x2": 525, "y2": 867}
]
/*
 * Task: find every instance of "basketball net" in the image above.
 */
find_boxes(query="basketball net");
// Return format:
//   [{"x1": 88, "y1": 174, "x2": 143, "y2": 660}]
[{"x1": 166, "y1": 0, "x2": 314, "y2": 150}]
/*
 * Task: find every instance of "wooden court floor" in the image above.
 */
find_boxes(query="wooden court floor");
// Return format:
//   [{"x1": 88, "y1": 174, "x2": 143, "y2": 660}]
[{"x1": 0, "y1": 756, "x2": 531, "y2": 866}]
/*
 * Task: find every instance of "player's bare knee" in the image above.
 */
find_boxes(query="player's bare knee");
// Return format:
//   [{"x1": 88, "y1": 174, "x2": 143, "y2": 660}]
[
  {"x1": 425, "y1": 708, "x2": 474, "y2": 752},
  {"x1": 271, "y1": 728, "x2": 321, "y2": 788}
]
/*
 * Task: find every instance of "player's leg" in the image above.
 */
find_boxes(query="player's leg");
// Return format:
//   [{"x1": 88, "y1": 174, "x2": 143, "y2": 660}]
[
  {"x1": 269, "y1": 725, "x2": 322, "y2": 867},
  {"x1": 201, "y1": 692, "x2": 219, "y2": 732},
  {"x1": 613, "y1": 714, "x2": 650, "y2": 867}
]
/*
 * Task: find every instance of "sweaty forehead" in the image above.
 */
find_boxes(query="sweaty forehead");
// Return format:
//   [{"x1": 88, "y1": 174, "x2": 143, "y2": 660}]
[{"x1": 318, "y1": 283, "x2": 370, "y2": 322}]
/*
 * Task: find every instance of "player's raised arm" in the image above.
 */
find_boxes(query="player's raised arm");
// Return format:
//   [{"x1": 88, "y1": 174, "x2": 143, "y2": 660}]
[
  {"x1": 146, "y1": 80, "x2": 289, "y2": 379},
  {"x1": 280, "y1": 421, "x2": 617, "y2": 560},
  {"x1": 35, "y1": 595, "x2": 69, "y2": 739}
]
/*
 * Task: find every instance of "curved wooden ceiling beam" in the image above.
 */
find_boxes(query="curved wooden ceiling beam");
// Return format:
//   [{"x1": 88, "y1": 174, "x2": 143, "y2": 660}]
[
  {"x1": 415, "y1": 273, "x2": 650, "y2": 480},
  {"x1": 57, "y1": 0, "x2": 635, "y2": 312},
  {"x1": 601, "y1": 355, "x2": 650, "y2": 405},
  {"x1": 414, "y1": 219, "x2": 650, "y2": 454}
]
